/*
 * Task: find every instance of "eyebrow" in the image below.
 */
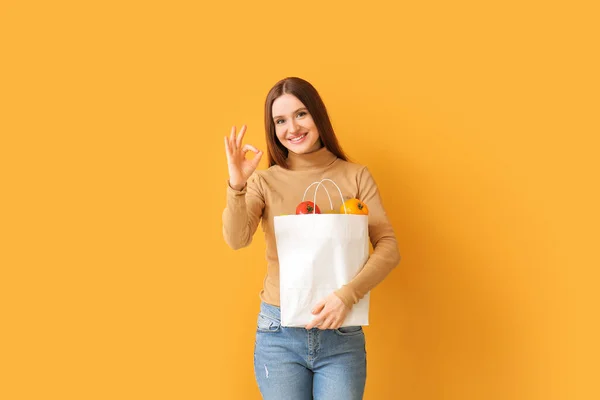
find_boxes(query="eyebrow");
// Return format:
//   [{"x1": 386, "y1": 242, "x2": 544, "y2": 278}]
[{"x1": 273, "y1": 107, "x2": 308, "y2": 120}]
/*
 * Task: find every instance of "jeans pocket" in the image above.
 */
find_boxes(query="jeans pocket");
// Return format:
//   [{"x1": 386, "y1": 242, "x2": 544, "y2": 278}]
[
  {"x1": 334, "y1": 326, "x2": 363, "y2": 336},
  {"x1": 257, "y1": 313, "x2": 281, "y2": 333}
]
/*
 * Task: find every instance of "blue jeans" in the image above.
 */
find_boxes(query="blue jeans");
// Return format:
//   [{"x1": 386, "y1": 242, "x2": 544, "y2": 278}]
[{"x1": 253, "y1": 302, "x2": 367, "y2": 400}]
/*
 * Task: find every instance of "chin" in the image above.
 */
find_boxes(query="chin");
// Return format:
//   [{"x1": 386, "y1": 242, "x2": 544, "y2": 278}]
[{"x1": 291, "y1": 142, "x2": 320, "y2": 154}]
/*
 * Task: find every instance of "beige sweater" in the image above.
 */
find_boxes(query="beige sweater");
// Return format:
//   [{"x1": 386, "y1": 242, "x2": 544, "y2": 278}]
[{"x1": 222, "y1": 146, "x2": 401, "y2": 308}]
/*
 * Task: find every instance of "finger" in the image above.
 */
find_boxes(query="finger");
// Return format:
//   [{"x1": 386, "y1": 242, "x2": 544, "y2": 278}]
[
  {"x1": 236, "y1": 125, "x2": 247, "y2": 149},
  {"x1": 312, "y1": 300, "x2": 326, "y2": 315},
  {"x1": 242, "y1": 143, "x2": 259, "y2": 154},
  {"x1": 229, "y1": 126, "x2": 237, "y2": 150},
  {"x1": 250, "y1": 151, "x2": 263, "y2": 168},
  {"x1": 319, "y1": 317, "x2": 335, "y2": 330},
  {"x1": 317, "y1": 320, "x2": 329, "y2": 330},
  {"x1": 331, "y1": 318, "x2": 343, "y2": 330},
  {"x1": 224, "y1": 137, "x2": 232, "y2": 162},
  {"x1": 306, "y1": 314, "x2": 326, "y2": 330}
]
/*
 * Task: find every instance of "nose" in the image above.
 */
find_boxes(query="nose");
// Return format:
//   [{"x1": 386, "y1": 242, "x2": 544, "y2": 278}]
[{"x1": 288, "y1": 119, "x2": 299, "y2": 134}]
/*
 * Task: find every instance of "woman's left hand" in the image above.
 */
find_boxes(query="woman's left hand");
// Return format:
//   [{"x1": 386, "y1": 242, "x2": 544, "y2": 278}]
[{"x1": 305, "y1": 292, "x2": 350, "y2": 330}]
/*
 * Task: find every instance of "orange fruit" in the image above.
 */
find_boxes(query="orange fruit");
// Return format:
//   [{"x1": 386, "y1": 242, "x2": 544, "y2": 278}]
[{"x1": 340, "y1": 199, "x2": 369, "y2": 215}]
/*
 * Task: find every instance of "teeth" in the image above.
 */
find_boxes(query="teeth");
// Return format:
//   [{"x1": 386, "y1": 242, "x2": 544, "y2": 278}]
[{"x1": 290, "y1": 133, "x2": 307, "y2": 143}]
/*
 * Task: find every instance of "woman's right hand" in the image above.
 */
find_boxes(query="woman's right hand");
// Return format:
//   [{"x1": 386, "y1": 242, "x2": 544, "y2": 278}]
[{"x1": 224, "y1": 125, "x2": 263, "y2": 190}]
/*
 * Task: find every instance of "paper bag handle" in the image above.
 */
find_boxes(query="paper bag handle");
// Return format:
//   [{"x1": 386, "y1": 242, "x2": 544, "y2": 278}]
[
  {"x1": 302, "y1": 181, "x2": 333, "y2": 211},
  {"x1": 313, "y1": 178, "x2": 347, "y2": 215}
]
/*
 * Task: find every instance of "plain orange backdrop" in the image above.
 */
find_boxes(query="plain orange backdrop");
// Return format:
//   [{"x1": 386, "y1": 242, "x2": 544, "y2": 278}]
[{"x1": 1, "y1": 1, "x2": 598, "y2": 399}]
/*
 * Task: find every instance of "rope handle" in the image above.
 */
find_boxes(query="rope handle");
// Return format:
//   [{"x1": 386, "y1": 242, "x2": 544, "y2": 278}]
[{"x1": 299, "y1": 178, "x2": 347, "y2": 215}]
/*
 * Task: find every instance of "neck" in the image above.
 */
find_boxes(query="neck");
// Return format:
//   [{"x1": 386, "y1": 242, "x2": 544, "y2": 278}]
[{"x1": 286, "y1": 146, "x2": 338, "y2": 171}]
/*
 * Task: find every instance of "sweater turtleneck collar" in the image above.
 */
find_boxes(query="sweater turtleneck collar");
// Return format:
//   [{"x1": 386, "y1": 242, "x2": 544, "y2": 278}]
[{"x1": 285, "y1": 146, "x2": 338, "y2": 171}]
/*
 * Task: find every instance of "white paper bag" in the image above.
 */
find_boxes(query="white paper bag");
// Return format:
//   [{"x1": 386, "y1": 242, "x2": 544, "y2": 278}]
[{"x1": 274, "y1": 179, "x2": 370, "y2": 327}]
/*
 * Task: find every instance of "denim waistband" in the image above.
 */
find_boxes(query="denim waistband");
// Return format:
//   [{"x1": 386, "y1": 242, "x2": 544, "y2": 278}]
[{"x1": 259, "y1": 301, "x2": 281, "y2": 322}]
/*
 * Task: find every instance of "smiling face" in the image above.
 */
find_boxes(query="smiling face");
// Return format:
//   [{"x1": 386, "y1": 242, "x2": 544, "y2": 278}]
[{"x1": 271, "y1": 93, "x2": 322, "y2": 154}]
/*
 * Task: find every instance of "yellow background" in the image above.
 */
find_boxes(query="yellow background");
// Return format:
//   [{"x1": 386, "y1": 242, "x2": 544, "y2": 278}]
[{"x1": 1, "y1": 1, "x2": 598, "y2": 399}]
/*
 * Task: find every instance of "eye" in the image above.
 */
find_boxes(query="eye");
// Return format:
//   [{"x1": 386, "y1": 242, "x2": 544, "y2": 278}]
[
  {"x1": 275, "y1": 119, "x2": 285, "y2": 125},
  {"x1": 297, "y1": 111, "x2": 307, "y2": 118}
]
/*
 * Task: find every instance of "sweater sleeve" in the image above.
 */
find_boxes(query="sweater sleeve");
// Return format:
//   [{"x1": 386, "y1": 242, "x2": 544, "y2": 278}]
[
  {"x1": 335, "y1": 166, "x2": 401, "y2": 307},
  {"x1": 222, "y1": 172, "x2": 265, "y2": 250}
]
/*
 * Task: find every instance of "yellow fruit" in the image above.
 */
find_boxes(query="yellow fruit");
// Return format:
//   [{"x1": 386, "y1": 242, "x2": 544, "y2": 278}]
[{"x1": 340, "y1": 199, "x2": 369, "y2": 215}]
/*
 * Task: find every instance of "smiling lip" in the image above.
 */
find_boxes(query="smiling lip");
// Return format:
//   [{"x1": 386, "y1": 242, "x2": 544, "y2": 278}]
[{"x1": 288, "y1": 133, "x2": 307, "y2": 143}]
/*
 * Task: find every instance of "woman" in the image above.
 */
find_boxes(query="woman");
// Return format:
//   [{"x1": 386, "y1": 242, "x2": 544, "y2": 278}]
[{"x1": 222, "y1": 77, "x2": 401, "y2": 399}]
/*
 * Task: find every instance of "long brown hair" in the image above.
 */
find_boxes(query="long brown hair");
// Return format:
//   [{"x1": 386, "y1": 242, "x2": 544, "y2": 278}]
[{"x1": 264, "y1": 77, "x2": 349, "y2": 168}]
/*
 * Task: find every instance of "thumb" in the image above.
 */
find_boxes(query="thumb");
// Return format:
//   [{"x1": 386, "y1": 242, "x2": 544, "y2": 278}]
[{"x1": 312, "y1": 299, "x2": 326, "y2": 314}]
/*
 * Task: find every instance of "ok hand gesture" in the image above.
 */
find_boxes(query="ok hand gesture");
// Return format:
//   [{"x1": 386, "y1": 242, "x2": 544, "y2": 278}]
[{"x1": 224, "y1": 125, "x2": 263, "y2": 190}]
